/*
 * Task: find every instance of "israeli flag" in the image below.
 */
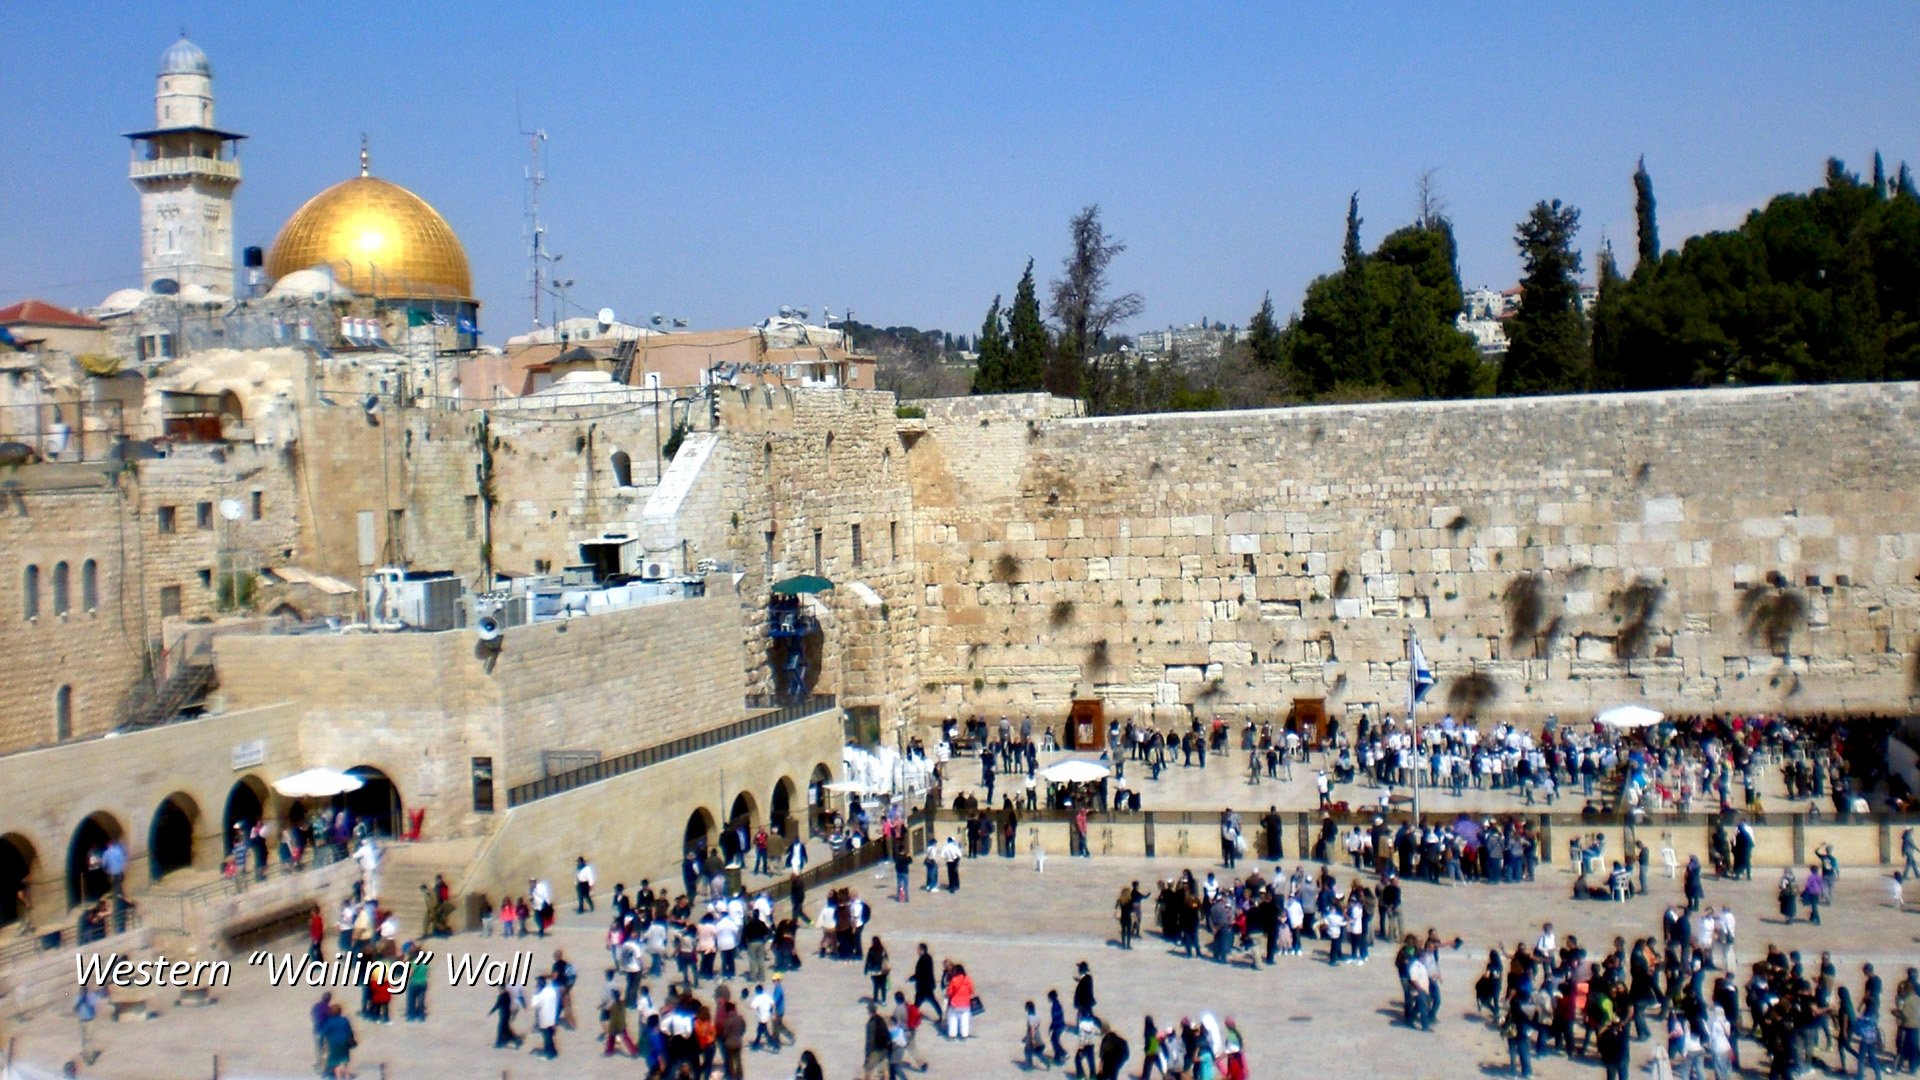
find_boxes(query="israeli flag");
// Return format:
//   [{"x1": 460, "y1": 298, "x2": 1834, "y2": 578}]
[{"x1": 1410, "y1": 632, "x2": 1435, "y2": 704}]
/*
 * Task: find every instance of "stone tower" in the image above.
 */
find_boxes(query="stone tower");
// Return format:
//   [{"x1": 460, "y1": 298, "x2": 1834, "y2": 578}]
[{"x1": 126, "y1": 36, "x2": 244, "y2": 295}]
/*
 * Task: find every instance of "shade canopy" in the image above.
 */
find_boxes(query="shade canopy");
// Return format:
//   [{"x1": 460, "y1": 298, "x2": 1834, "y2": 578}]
[
  {"x1": 771, "y1": 574, "x2": 834, "y2": 595},
  {"x1": 1041, "y1": 759, "x2": 1112, "y2": 784},
  {"x1": 272, "y1": 767, "x2": 366, "y2": 798},
  {"x1": 1595, "y1": 704, "x2": 1665, "y2": 729},
  {"x1": 823, "y1": 780, "x2": 872, "y2": 795}
]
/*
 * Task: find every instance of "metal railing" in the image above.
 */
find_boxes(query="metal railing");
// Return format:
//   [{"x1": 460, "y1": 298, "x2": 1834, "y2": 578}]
[
  {"x1": 506, "y1": 695, "x2": 838, "y2": 807},
  {"x1": 0, "y1": 910, "x2": 144, "y2": 969}
]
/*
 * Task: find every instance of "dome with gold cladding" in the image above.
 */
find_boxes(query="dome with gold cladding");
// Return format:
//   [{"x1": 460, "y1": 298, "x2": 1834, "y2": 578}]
[{"x1": 265, "y1": 172, "x2": 472, "y2": 301}]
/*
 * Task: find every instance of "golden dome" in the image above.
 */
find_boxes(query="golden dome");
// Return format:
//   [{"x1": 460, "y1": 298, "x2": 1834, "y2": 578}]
[{"x1": 265, "y1": 173, "x2": 472, "y2": 301}]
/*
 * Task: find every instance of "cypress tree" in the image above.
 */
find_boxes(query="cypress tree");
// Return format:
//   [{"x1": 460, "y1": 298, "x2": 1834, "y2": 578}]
[
  {"x1": 1633, "y1": 156, "x2": 1659, "y2": 272},
  {"x1": 1008, "y1": 259, "x2": 1048, "y2": 391},
  {"x1": 1873, "y1": 150, "x2": 1887, "y2": 199},
  {"x1": 1245, "y1": 292, "x2": 1284, "y2": 372},
  {"x1": 1342, "y1": 192, "x2": 1364, "y2": 270},
  {"x1": 971, "y1": 295, "x2": 1009, "y2": 393}
]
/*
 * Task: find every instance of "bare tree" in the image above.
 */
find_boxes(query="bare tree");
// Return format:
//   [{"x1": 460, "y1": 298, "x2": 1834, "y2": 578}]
[
  {"x1": 1047, "y1": 205, "x2": 1143, "y2": 399},
  {"x1": 1416, "y1": 167, "x2": 1449, "y2": 229}
]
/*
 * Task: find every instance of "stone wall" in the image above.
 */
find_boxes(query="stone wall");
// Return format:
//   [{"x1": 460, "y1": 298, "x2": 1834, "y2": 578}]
[
  {"x1": 910, "y1": 384, "x2": 1920, "y2": 731},
  {"x1": 213, "y1": 588, "x2": 747, "y2": 837},
  {"x1": 469, "y1": 706, "x2": 844, "y2": 899},
  {"x1": 0, "y1": 471, "x2": 145, "y2": 750},
  {"x1": 707, "y1": 389, "x2": 923, "y2": 737},
  {"x1": 0, "y1": 704, "x2": 301, "y2": 926}
]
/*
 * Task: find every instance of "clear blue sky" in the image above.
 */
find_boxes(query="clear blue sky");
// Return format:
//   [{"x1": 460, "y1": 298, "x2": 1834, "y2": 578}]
[{"x1": 3, "y1": 3, "x2": 1916, "y2": 339}]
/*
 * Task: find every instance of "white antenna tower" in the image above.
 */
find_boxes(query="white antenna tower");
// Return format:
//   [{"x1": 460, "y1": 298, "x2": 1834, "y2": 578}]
[{"x1": 521, "y1": 127, "x2": 550, "y2": 330}]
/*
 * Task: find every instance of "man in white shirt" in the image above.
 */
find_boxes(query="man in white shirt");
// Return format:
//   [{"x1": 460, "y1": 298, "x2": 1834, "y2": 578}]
[
  {"x1": 1535, "y1": 923, "x2": 1556, "y2": 959},
  {"x1": 575, "y1": 856, "x2": 597, "y2": 914},
  {"x1": 616, "y1": 937, "x2": 645, "y2": 1006},
  {"x1": 531, "y1": 976, "x2": 561, "y2": 1058},
  {"x1": 529, "y1": 878, "x2": 554, "y2": 937}
]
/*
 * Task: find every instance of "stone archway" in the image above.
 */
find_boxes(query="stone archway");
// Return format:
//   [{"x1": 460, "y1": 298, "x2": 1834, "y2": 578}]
[
  {"x1": 66, "y1": 812, "x2": 124, "y2": 908},
  {"x1": 223, "y1": 776, "x2": 267, "y2": 852},
  {"x1": 769, "y1": 776, "x2": 797, "y2": 838},
  {"x1": 684, "y1": 807, "x2": 715, "y2": 859},
  {"x1": 808, "y1": 762, "x2": 834, "y2": 832},
  {"x1": 345, "y1": 766, "x2": 404, "y2": 837},
  {"x1": 148, "y1": 793, "x2": 200, "y2": 880},
  {"x1": 0, "y1": 833, "x2": 37, "y2": 927}
]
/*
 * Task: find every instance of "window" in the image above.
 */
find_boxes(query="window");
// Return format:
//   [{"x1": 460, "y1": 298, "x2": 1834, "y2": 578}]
[
  {"x1": 196, "y1": 502, "x2": 213, "y2": 530},
  {"x1": 764, "y1": 442, "x2": 773, "y2": 479},
  {"x1": 22, "y1": 564, "x2": 39, "y2": 620},
  {"x1": 159, "y1": 585, "x2": 182, "y2": 618},
  {"x1": 471, "y1": 757, "x2": 495, "y2": 814},
  {"x1": 823, "y1": 432, "x2": 834, "y2": 471},
  {"x1": 812, "y1": 529, "x2": 823, "y2": 576},
  {"x1": 764, "y1": 530, "x2": 775, "y2": 573},
  {"x1": 610, "y1": 450, "x2": 633, "y2": 488},
  {"x1": 81, "y1": 560, "x2": 98, "y2": 611},
  {"x1": 157, "y1": 506, "x2": 177, "y2": 534},
  {"x1": 465, "y1": 495, "x2": 479, "y2": 540},
  {"x1": 250, "y1": 491, "x2": 263, "y2": 520},
  {"x1": 52, "y1": 562, "x2": 69, "y2": 616},
  {"x1": 851, "y1": 524, "x2": 863, "y2": 567},
  {"x1": 54, "y1": 686, "x2": 72, "y2": 741},
  {"x1": 890, "y1": 521, "x2": 898, "y2": 564},
  {"x1": 197, "y1": 568, "x2": 213, "y2": 589}
]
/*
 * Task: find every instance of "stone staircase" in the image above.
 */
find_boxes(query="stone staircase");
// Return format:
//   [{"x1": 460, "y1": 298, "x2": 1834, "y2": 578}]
[{"x1": 377, "y1": 837, "x2": 485, "y2": 937}]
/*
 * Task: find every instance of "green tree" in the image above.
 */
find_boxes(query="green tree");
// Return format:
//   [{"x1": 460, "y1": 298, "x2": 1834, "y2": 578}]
[
  {"x1": 1497, "y1": 199, "x2": 1590, "y2": 395},
  {"x1": 1048, "y1": 205, "x2": 1143, "y2": 401},
  {"x1": 1245, "y1": 292, "x2": 1284, "y2": 372},
  {"x1": 1007, "y1": 259, "x2": 1049, "y2": 391},
  {"x1": 1342, "y1": 192, "x2": 1364, "y2": 270},
  {"x1": 1633, "y1": 156, "x2": 1660, "y2": 272},
  {"x1": 970, "y1": 295, "x2": 1009, "y2": 393},
  {"x1": 1278, "y1": 186, "x2": 1483, "y2": 401}
]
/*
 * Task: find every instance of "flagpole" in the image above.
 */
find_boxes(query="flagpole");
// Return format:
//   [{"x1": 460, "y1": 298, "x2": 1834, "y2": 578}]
[{"x1": 1408, "y1": 628, "x2": 1422, "y2": 828}]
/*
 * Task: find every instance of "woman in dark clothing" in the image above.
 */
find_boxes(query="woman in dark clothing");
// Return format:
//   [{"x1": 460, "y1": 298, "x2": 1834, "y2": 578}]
[{"x1": 864, "y1": 937, "x2": 890, "y2": 1003}]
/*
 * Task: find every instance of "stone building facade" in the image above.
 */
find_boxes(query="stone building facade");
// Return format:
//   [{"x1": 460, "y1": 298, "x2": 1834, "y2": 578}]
[{"x1": 909, "y1": 384, "x2": 1920, "y2": 730}]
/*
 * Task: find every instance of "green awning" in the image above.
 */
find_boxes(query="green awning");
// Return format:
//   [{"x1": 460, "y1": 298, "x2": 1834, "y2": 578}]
[{"x1": 771, "y1": 574, "x2": 834, "y2": 595}]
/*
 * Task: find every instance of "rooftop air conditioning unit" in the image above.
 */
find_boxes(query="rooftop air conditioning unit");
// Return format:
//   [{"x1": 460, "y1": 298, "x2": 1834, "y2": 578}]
[{"x1": 641, "y1": 560, "x2": 670, "y2": 580}]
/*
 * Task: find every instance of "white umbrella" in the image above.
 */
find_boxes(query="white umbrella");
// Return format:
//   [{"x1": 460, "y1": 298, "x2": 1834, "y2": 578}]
[
  {"x1": 272, "y1": 767, "x2": 366, "y2": 798},
  {"x1": 1595, "y1": 704, "x2": 1665, "y2": 729},
  {"x1": 1041, "y1": 759, "x2": 1112, "y2": 784}
]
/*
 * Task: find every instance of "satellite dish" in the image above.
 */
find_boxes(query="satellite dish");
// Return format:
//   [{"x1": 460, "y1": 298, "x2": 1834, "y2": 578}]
[
  {"x1": 651, "y1": 313, "x2": 664, "y2": 326},
  {"x1": 796, "y1": 307, "x2": 809, "y2": 320},
  {"x1": 218, "y1": 498, "x2": 245, "y2": 521},
  {"x1": 596, "y1": 307, "x2": 615, "y2": 327}
]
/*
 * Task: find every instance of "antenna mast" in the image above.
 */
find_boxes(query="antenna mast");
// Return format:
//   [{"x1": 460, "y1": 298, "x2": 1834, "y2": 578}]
[{"x1": 522, "y1": 127, "x2": 548, "y2": 330}]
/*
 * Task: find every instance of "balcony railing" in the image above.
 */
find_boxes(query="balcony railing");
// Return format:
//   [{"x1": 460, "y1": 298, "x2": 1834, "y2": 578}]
[
  {"x1": 130, "y1": 156, "x2": 241, "y2": 182},
  {"x1": 506, "y1": 695, "x2": 838, "y2": 807}
]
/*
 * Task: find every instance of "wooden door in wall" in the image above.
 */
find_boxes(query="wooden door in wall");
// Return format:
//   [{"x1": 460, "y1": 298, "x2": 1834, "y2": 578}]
[
  {"x1": 1290, "y1": 698, "x2": 1327, "y2": 749},
  {"x1": 1068, "y1": 699, "x2": 1105, "y2": 751}
]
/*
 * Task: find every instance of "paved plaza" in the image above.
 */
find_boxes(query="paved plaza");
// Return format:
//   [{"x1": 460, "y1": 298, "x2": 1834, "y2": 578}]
[{"x1": 6, "y1": 842, "x2": 1915, "y2": 1080}]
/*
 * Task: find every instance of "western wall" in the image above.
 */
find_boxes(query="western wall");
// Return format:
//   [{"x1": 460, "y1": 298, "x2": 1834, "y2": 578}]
[{"x1": 907, "y1": 383, "x2": 1920, "y2": 731}]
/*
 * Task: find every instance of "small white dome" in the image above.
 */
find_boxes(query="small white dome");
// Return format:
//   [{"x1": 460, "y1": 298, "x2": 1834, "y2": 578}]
[
  {"x1": 160, "y1": 37, "x2": 211, "y2": 77},
  {"x1": 97, "y1": 288, "x2": 149, "y2": 314},
  {"x1": 268, "y1": 267, "x2": 358, "y2": 300}
]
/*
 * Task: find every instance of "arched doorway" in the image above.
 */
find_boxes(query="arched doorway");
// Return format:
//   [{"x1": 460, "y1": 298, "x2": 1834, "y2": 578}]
[
  {"x1": 808, "y1": 763, "x2": 833, "y2": 832},
  {"x1": 722, "y1": 792, "x2": 758, "y2": 865},
  {"x1": 66, "y1": 813, "x2": 124, "y2": 908},
  {"x1": 684, "y1": 808, "x2": 714, "y2": 859},
  {"x1": 769, "y1": 777, "x2": 797, "y2": 838},
  {"x1": 148, "y1": 794, "x2": 199, "y2": 880},
  {"x1": 223, "y1": 776, "x2": 267, "y2": 853},
  {"x1": 0, "y1": 833, "x2": 37, "y2": 927},
  {"x1": 345, "y1": 766, "x2": 403, "y2": 837}
]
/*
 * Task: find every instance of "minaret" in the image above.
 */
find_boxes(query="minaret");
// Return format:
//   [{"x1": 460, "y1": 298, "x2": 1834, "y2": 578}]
[{"x1": 126, "y1": 35, "x2": 245, "y2": 295}]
